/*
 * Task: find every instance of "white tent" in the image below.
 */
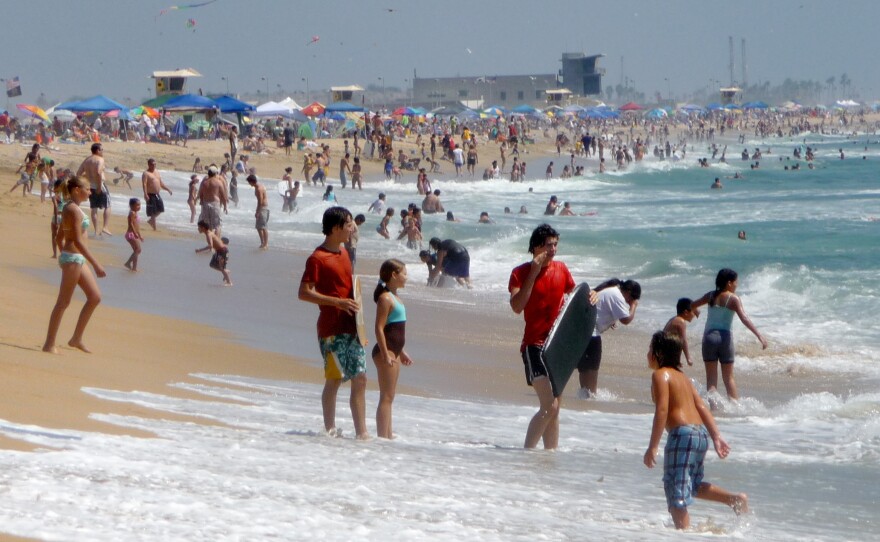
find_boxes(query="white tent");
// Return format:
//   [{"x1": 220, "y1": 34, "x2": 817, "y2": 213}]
[
  {"x1": 254, "y1": 101, "x2": 295, "y2": 118},
  {"x1": 278, "y1": 97, "x2": 302, "y2": 110}
]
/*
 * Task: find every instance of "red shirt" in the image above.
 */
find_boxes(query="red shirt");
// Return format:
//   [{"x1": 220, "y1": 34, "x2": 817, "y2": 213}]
[
  {"x1": 508, "y1": 260, "x2": 575, "y2": 350},
  {"x1": 301, "y1": 246, "x2": 356, "y2": 338}
]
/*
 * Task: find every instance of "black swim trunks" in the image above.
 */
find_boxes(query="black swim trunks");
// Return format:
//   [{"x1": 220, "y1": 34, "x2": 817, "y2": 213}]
[
  {"x1": 146, "y1": 193, "x2": 164, "y2": 217},
  {"x1": 577, "y1": 335, "x2": 602, "y2": 372},
  {"x1": 89, "y1": 188, "x2": 108, "y2": 209}
]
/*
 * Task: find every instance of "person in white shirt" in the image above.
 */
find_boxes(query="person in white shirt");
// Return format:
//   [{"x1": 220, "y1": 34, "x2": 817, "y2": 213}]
[{"x1": 578, "y1": 278, "x2": 641, "y2": 396}]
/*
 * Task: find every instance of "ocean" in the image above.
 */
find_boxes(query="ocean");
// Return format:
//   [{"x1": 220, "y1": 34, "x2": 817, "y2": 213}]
[{"x1": 4, "y1": 132, "x2": 879, "y2": 540}]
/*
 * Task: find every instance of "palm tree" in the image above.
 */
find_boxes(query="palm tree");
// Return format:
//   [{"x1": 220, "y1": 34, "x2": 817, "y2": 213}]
[
  {"x1": 826, "y1": 76, "x2": 836, "y2": 102},
  {"x1": 839, "y1": 73, "x2": 851, "y2": 98}
]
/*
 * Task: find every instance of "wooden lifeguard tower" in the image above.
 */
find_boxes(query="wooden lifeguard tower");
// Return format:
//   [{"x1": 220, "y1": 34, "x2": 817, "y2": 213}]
[{"x1": 152, "y1": 68, "x2": 202, "y2": 97}]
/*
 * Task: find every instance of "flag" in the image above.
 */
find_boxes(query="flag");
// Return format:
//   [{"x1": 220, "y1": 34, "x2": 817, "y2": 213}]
[{"x1": 6, "y1": 76, "x2": 21, "y2": 97}]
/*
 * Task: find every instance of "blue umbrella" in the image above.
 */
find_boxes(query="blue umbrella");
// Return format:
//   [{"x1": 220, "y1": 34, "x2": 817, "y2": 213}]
[
  {"x1": 57, "y1": 95, "x2": 127, "y2": 113},
  {"x1": 171, "y1": 118, "x2": 188, "y2": 138},
  {"x1": 706, "y1": 102, "x2": 724, "y2": 111}
]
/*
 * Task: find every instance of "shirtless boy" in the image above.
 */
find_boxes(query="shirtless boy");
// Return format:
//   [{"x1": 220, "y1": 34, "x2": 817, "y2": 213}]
[
  {"x1": 643, "y1": 331, "x2": 748, "y2": 530},
  {"x1": 663, "y1": 298, "x2": 696, "y2": 366},
  {"x1": 142, "y1": 158, "x2": 173, "y2": 231}
]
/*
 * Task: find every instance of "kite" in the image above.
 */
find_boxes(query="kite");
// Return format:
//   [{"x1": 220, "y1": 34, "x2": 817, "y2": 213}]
[
  {"x1": 306, "y1": 36, "x2": 320, "y2": 46},
  {"x1": 186, "y1": 18, "x2": 196, "y2": 31},
  {"x1": 158, "y1": 0, "x2": 218, "y2": 17}
]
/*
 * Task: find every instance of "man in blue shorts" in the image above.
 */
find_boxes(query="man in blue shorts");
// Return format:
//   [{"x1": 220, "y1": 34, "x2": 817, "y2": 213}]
[{"x1": 299, "y1": 206, "x2": 369, "y2": 439}]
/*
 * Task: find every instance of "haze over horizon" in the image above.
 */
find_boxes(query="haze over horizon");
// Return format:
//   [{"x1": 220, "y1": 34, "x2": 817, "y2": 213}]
[{"x1": 3, "y1": 0, "x2": 878, "y2": 107}]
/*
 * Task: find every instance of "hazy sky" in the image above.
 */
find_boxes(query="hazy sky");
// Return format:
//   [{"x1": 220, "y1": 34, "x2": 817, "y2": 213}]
[{"x1": 3, "y1": 0, "x2": 879, "y2": 107}]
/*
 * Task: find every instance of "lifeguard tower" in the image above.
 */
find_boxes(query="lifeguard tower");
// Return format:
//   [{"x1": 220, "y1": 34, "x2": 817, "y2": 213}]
[
  {"x1": 719, "y1": 86, "x2": 742, "y2": 106},
  {"x1": 545, "y1": 88, "x2": 572, "y2": 105},
  {"x1": 331, "y1": 85, "x2": 364, "y2": 103},
  {"x1": 152, "y1": 68, "x2": 202, "y2": 97}
]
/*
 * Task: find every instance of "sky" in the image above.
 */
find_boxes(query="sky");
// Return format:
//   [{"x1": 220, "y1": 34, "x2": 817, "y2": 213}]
[{"x1": 3, "y1": 0, "x2": 879, "y2": 107}]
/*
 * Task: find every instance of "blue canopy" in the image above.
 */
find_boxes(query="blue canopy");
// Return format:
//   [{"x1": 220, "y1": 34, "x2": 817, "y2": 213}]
[
  {"x1": 680, "y1": 103, "x2": 704, "y2": 112},
  {"x1": 706, "y1": 102, "x2": 724, "y2": 111},
  {"x1": 162, "y1": 94, "x2": 219, "y2": 111},
  {"x1": 743, "y1": 101, "x2": 769, "y2": 110},
  {"x1": 57, "y1": 95, "x2": 127, "y2": 113},
  {"x1": 213, "y1": 95, "x2": 255, "y2": 113},
  {"x1": 511, "y1": 104, "x2": 540, "y2": 114},
  {"x1": 325, "y1": 101, "x2": 365, "y2": 113}
]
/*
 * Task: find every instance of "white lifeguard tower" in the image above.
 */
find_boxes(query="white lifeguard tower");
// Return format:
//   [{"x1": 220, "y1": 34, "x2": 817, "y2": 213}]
[
  {"x1": 545, "y1": 88, "x2": 572, "y2": 105},
  {"x1": 152, "y1": 68, "x2": 202, "y2": 97}
]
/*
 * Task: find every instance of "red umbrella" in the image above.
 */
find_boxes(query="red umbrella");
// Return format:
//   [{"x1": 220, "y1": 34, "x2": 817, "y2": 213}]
[
  {"x1": 301, "y1": 102, "x2": 325, "y2": 117},
  {"x1": 619, "y1": 102, "x2": 643, "y2": 111}
]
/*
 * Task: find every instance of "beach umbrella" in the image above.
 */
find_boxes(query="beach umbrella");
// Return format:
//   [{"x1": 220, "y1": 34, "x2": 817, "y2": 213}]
[
  {"x1": 873, "y1": 103, "x2": 880, "y2": 112},
  {"x1": 742, "y1": 101, "x2": 768, "y2": 110},
  {"x1": 618, "y1": 102, "x2": 643, "y2": 111},
  {"x1": 563, "y1": 104, "x2": 585, "y2": 114},
  {"x1": 16, "y1": 103, "x2": 49, "y2": 121},
  {"x1": 320, "y1": 111, "x2": 345, "y2": 121},
  {"x1": 298, "y1": 121, "x2": 316, "y2": 139},
  {"x1": 706, "y1": 102, "x2": 724, "y2": 111},
  {"x1": 646, "y1": 108, "x2": 668, "y2": 118},
  {"x1": 131, "y1": 105, "x2": 161, "y2": 118},
  {"x1": 512, "y1": 104, "x2": 540, "y2": 115},
  {"x1": 482, "y1": 105, "x2": 506, "y2": 117},
  {"x1": 47, "y1": 108, "x2": 76, "y2": 122},
  {"x1": 301, "y1": 102, "x2": 325, "y2": 117},
  {"x1": 680, "y1": 103, "x2": 704, "y2": 112}
]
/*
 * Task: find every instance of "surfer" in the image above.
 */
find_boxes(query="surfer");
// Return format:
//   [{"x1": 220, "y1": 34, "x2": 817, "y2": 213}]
[
  {"x1": 508, "y1": 224, "x2": 596, "y2": 449},
  {"x1": 371, "y1": 259, "x2": 414, "y2": 438},
  {"x1": 643, "y1": 331, "x2": 748, "y2": 530},
  {"x1": 298, "y1": 207, "x2": 369, "y2": 440},
  {"x1": 691, "y1": 268, "x2": 768, "y2": 401}
]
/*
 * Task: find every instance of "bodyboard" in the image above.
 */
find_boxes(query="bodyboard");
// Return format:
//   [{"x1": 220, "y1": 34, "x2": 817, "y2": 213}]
[
  {"x1": 354, "y1": 275, "x2": 368, "y2": 347},
  {"x1": 277, "y1": 180, "x2": 290, "y2": 197},
  {"x1": 542, "y1": 282, "x2": 597, "y2": 397}
]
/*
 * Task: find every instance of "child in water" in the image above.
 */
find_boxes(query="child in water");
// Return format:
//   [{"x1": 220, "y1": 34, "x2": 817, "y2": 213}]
[
  {"x1": 196, "y1": 220, "x2": 231, "y2": 286},
  {"x1": 643, "y1": 331, "x2": 748, "y2": 530},
  {"x1": 371, "y1": 259, "x2": 414, "y2": 438},
  {"x1": 123, "y1": 198, "x2": 144, "y2": 271},
  {"x1": 376, "y1": 207, "x2": 394, "y2": 239}
]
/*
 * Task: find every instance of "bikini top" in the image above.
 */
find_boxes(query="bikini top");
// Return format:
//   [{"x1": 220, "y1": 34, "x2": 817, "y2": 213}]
[
  {"x1": 62, "y1": 203, "x2": 90, "y2": 232},
  {"x1": 386, "y1": 295, "x2": 406, "y2": 324}
]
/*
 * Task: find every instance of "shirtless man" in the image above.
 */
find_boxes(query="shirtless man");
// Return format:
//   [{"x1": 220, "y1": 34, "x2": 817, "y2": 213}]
[
  {"x1": 421, "y1": 189, "x2": 445, "y2": 214},
  {"x1": 77, "y1": 143, "x2": 112, "y2": 236},
  {"x1": 247, "y1": 174, "x2": 269, "y2": 249},
  {"x1": 142, "y1": 158, "x2": 173, "y2": 231},
  {"x1": 197, "y1": 165, "x2": 228, "y2": 235}
]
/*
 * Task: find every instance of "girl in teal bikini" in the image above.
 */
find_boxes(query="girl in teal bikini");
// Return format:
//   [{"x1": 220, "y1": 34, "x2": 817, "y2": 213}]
[
  {"x1": 43, "y1": 176, "x2": 106, "y2": 354},
  {"x1": 371, "y1": 259, "x2": 414, "y2": 439}
]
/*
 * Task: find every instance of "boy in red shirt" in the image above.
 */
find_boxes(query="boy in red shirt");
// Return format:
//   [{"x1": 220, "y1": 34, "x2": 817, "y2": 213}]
[{"x1": 299, "y1": 206, "x2": 369, "y2": 439}]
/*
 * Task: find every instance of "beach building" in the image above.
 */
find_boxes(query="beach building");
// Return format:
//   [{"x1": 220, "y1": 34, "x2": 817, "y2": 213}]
[
  {"x1": 411, "y1": 52, "x2": 604, "y2": 109},
  {"x1": 151, "y1": 68, "x2": 202, "y2": 97}
]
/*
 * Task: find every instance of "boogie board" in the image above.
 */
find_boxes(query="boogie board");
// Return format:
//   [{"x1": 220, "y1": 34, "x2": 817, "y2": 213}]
[
  {"x1": 277, "y1": 180, "x2": 290, "y2": 197},
  {"x1": 542, "y1": 282, "x2": 597, "y2": 397},
  {"x1": 353, "y1": 275, "x2": 368, "y2": 347}
]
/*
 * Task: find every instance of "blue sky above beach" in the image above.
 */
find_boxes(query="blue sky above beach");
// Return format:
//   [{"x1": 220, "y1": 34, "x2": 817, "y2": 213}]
[{"x1": 5, "y1": 0, "x2": 879, "y2": 107}]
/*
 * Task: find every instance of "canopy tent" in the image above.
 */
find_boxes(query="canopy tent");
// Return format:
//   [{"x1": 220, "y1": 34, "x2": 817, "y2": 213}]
[
  {"x1": 325, "y1": 101, "x2": 364, "y2": 113},
  {"x1": 618, "y1": 102, "x2": 643, "y2": 111},
  {"x1": 253, "y1": 101, "x2": 307, "y2": 121},
  {"x1": 706, "y1": 102, "x2": 724, "y2": 111},
  {"x1": 743, "y1": 101, "x2": 768, "y2": 110},
  {"x1": 57, "y1": 95, "x2": 127, "y2": 113},
  {"x1": 679, "y1": 103, "x2": 704, "y2": 112},
  {"x1": 431, "y1": 104, "x2": 469, "y2": 116},
  {"x1": 213, "y1": 95, "x2": 255, "y2": 113},
  {"x1": 301, "y1": 102, "x2": 326, "y2": 117},
  {"x1": 277, "y1": 97, "x2": 302, "y2": 110},
  {"x1": 141, "y1": 94, "x2": 177, "y2": 109},
  {"x1": 162, "y1": 94, "x2": 218, "y2": 112},
  {"x1": 835, "y1": 99, "x2": 860, "y2": 108},
  {"x1": 511, "y1": 104, "x2": 541, "y2": 115}
]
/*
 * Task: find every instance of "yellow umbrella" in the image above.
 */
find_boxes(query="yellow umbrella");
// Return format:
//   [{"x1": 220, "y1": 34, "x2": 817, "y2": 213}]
[{"x1": 16, "y1": 103, "x2": 49, "y2": 122}]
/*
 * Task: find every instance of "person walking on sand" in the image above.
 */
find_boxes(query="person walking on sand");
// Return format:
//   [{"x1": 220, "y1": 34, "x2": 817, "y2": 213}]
[
  {"x1": 508, "y1": 224, "x2": 596, "y2": 449},
  {"x1": 371, "y1": 259, "x2": 413, "y2": 438},
  {"x1": 247, "y1": 174, "x2": 270, "y2": 249},
  {"x1": 76, "y1": 143, "x2": 112, "y2": 236},
  {"x1": 691, "y1": 268, "x2": 767, "y2": 401},
  {"x1": 123, "y1": 198, "x2": 144, "y2": 271},
  {"x1": 643, "y1": 331, "x2": 748, "y2": 530},
  {"x1": 43, "y1": 177, "x2": 107, "y2": 354},
  {"x1": 142, "y1": 158, "x2": 173, "y2": 231},
  {"x1": 298, "y1": 206, "x2": 369, "y2": 439}
]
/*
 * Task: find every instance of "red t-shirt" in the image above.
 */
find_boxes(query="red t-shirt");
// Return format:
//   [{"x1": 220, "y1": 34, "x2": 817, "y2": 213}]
[
  {"x1": 301, "y1": 246, "x2": 356, "y2": 338},
  {"x1": 508, "y1": 260, "x2": 575, "y2": 350}
]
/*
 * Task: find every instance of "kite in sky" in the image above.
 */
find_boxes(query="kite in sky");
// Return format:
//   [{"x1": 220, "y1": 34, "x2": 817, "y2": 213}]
[
  {"x1": 158, "y1": 0, "x2": 219, "y2": 17},
  {"x1": 186, "y1": 18, "x2": 197, "y2": 31},
  {"x1": 306, "y1": 36, "x2": 320, "y2": 46}
]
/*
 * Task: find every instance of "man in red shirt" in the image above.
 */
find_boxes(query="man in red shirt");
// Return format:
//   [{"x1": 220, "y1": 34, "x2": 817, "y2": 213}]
[
  {"x1": 299, "y1": 206, "x2": 369, "y2": 439},
  {"x1": 509, "y1": 224, "x2": 587, "y2": 449}
]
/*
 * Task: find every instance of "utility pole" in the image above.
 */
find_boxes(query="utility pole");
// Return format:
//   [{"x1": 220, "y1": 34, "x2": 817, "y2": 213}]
[
  {"x1": 741, "y1": 38, "x2": 748, "y2": 88},
  {"x1": 728, "y1": 36, "x2": 735, "y2": 87}
]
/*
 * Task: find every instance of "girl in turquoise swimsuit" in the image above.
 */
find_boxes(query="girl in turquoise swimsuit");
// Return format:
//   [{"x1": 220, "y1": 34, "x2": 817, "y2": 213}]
[
  {"x1": 371, "y1": 259, "x2": 413, "y2": 439},
  {"x1": 691, "y1": 268, "x2": 768, "y2": 401},
  {"x1": 43, "y1": 176, "x2": 106, "y2": 354}
]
